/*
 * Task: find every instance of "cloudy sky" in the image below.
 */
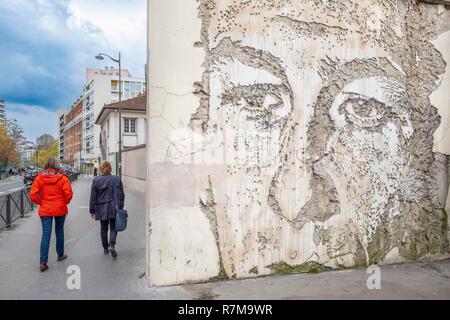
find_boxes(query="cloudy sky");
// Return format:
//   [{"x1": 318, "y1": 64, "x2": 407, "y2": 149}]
[{"x1": 0, "y1": 0, "x2": 146, "y2": 142}]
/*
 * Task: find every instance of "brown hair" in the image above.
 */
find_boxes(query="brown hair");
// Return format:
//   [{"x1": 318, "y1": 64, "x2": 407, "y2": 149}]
[
  {"x1": 44, "y1": 157, "x2": 61, "y2": 171},
  {"x1": 99, "y1": 161, "x2": 112, "y2": 176}
]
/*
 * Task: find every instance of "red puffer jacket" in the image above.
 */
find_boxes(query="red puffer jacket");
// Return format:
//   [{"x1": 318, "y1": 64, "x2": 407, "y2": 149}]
[{"x1": 30, "y1": 169, "x2": 73, "y2": 217}]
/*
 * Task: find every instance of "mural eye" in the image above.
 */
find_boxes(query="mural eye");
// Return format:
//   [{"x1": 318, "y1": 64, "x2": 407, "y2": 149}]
[
  {"x1": 242, "y1": 92, "x2": 283, "y2": 113},
  {"x1": 341, "y1": 97, "x2": 387, "y2": 128}
]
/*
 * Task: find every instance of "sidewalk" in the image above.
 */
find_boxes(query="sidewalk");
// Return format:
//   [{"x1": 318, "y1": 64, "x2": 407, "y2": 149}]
[
  {"x1": 0, "y1": 177, "x2": 449, "y2": 300},
  {"x1": 0, "y1": 177, "x2": 150, "y2": 300}
]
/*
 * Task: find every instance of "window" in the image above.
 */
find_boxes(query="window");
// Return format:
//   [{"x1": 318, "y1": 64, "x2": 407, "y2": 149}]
[
  {"x1": 124, "y1": 118, "x2": 137, "y2": 134},
  {"x1": 111, "y1": 80, "x2": 119, "y2": 92},
  {"x1": 85, "y1": 136, "x2": 94, "y2": 154},
  {"x1": 85, "y1": 114, "x2": 94, "y2": 134},
  {"x1": 111, "y1": 92, "x2": 119, "y2": 101},
  {"x1": 84, "y1": 93, "x2": 93, "y2": 112},
  {"x1": 84, "y1": 80, "x2": 93, "y2": 94},
  {"x1": 131, "y1": 119, "x2": 136, "y2": 133},
  {"x1": 122, "y1": 81, "x2": 143, "y2": 99}
]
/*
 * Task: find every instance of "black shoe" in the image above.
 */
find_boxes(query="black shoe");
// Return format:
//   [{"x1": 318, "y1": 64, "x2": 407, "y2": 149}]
[
  {"x1": 103, "y1": 248, "x2": 109, "y2": 255},
  {"x1": 109, "y1": 247, "x2": 118, "y2": 258}
]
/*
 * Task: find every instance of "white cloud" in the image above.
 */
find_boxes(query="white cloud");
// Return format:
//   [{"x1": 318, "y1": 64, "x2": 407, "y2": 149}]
[
  {"x1": 0, "y1": 0, "x2": 146, "y2": 142},
  {"x1": 6, "y1": 104, "x2": 57, "y2": 142},
  {"x1": 68, "y1": 0, "x2": 147, "y2": 77}
]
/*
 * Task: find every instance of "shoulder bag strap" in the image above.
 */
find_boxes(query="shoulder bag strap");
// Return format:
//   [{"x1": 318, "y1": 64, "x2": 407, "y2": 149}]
[{"x1": 112, "y1": 179, "x2": 119, "y2": 211}]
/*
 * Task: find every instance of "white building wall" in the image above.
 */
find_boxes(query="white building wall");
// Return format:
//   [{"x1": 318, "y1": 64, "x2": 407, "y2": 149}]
[
  {"x1": 103, "y1": 111, "x2": 146, "y2": 155},
  {"x1": 99, "y1": 109, "x2": 147, "y2": 175},
  {"x1": 82, "y1": 70, "x2": 145, "y2": 167}
]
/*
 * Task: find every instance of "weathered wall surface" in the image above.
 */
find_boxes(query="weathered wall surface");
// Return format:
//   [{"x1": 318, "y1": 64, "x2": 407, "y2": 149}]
[
  {"x1": 122, "y1": 145, "x2": 147, "y2": 191},
  {"x1": 147, "y1": 0, "x2": 450, "y2": 286}
]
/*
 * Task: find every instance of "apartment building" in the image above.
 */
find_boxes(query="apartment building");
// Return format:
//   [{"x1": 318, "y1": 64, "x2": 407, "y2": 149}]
[
  {"x1": 82, "y1": 68, "x2": 145, "y2": 171},
  {"x1": 56, "y1": 109, "x2": 67, "y2": 162},
  {"x1": 0, "y1": 99, "x2": 6, "y2": 126},
  {"x1": 64, "y1": 97, "x2": 83, "y2": 168}
]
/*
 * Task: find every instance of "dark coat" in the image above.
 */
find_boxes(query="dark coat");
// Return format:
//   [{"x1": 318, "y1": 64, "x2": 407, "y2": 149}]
[{"x1": 89, "y1": 175, "x2": 125, "y2": 221}]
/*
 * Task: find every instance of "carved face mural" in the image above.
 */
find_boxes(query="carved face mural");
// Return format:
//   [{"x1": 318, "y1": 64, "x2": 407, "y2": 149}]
[{"x1": 183, "y1": 0, "x2": 450, "y2": 278}]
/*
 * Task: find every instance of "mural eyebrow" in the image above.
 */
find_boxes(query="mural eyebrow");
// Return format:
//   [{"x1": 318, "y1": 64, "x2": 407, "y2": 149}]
[
  {"x1": 274, "y1": 14, "x2": 349, "y2": 37},
  {"x1": 317, "y1": 57, "x2": 404, "y2": 84},
  {"x1": 210, "y1": 37, "x2": 290, "y2": 86}
]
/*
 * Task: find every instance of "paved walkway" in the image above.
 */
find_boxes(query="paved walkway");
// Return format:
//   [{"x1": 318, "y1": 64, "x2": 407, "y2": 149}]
[{"x1": 0, "y1": 177, "x2": 449, "y2": 300}]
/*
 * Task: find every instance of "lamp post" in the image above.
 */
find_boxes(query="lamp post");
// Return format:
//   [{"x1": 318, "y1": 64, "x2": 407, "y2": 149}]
[
  {"x1": 96, "y1": 52, "x2": 122, "y2": 178},
  {"x1": 79, "y1": 132, "x2": 83, "y2": 174}
]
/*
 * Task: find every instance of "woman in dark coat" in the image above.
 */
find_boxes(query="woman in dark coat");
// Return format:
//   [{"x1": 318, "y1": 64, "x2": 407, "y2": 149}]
[{"x1": 89, "y1": 161, "x2": 125, "y2": 258}]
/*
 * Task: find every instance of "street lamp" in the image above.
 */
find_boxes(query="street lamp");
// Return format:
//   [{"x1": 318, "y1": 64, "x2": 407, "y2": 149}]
[
  {"x1": 79, "y1": 132, "x2": 83, "y2": 174},
  {"x1": 96, "y1": 52, "x2": 122, "y2": 178}
]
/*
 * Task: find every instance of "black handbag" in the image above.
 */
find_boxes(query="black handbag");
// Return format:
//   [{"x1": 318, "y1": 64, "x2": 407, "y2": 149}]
[{"x1": 113, "y1": 181, "x2": 128, "y2": 232}]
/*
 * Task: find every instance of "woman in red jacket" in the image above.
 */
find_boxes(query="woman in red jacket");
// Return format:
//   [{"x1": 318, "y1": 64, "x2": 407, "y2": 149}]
[{"x1": 30, "y1": 157, "x2": 73, "y2": 272}]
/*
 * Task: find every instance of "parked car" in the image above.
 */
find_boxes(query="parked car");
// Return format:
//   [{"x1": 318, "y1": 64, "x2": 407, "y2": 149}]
[
  {"x1": 23, "y1": 169, "x2": 42, "y2": 186},
  {"x1": 61, "y1": 166, "x2": 76, "y2": 176}
]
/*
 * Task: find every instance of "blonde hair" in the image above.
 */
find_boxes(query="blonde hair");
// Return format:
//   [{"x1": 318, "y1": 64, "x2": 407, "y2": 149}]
[
  {"x1": 44, "y1": 157, "x2": 61, "y2": 170},
  {"x1": 99, "y1": 161, "x2": 112, "y2": 176}
]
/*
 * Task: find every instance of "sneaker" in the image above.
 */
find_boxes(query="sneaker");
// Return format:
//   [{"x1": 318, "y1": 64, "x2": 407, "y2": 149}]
[
  {"x1": 109, "y1": 247, "x2": 118, "y2": 258},
  {"x1": 57, "y1": 255, "x2": 68, "y2": 262},
  {"x1": 40, "y1": 264, "x2": 49, "y2": 272},
  {"x1": 103, "y1": 248, "x2": 110, "y2": 255}
]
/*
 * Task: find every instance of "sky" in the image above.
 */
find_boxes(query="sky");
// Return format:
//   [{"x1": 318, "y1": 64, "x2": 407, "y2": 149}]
[{"x1": 0, "y1": 0, "x2": 147, "y2": 142}]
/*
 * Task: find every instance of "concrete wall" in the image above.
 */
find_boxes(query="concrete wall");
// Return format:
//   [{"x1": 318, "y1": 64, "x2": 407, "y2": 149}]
[
  {"x1": 147, "y1": 0, "x2": 450, "y2": 286},
  {"x1": 122, "y1": 145, "x2": 147, "y2": 191}
]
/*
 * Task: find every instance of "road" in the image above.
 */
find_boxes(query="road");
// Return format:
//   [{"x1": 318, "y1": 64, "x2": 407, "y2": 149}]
[
  {"x1": 0, "y1": 176, "x2": 25, "y2": 195},
  {"x1": 0, "y1": 177, "x2": 449, "y2": 300}
]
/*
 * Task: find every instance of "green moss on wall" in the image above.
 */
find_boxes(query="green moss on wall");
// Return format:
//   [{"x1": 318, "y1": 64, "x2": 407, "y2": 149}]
[
  {"x1": 442, "y1": 208, "x2": 448, "y2": 237},
  {"x1": 399, "y1": 208, "x2": 449, "y2": 260},
  {"x1": 209, "y1": 261, "x2": 229, "y2": 281},
  {"x1": 249, "y1": 266, "x2": 259, "y2": 275},
  {"x1": 266, "y1": 261, "x2": 329, "y2": 274}
]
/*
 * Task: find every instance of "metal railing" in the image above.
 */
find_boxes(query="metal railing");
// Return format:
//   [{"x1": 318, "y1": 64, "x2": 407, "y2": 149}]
[
  {"x1": 0, "y1": 187, "x2": 34, "y2": 231},
  {"x1": 0, "y1": 173, "x2": 79, "y2": 231}
]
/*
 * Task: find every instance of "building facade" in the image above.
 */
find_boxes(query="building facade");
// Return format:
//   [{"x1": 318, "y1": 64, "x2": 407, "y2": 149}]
[
  {"x1": 95, "y1": 94, "x2": 147, "y2": 174},
  {"x1": 146, "y1": 0, "x2": 450, "y2": 286},
  {"x1": 0, "y1": 99, "x2": 6, "y2": 126},
  {"x1": 21, "y1": 141, "x2": 36, "y2": 167},
  {"x1": 64, "y1": 97, "x2": 83, "y2": 168},
  {"x1": 56, "y1": 109, "x2": 66, "y2": 163},
  {"x1": 82, "y1": 68, "x2": 145, "y2": 171}
]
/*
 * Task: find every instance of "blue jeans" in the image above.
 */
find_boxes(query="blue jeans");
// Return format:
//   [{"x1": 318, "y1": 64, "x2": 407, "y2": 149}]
[{"x1": 40, "y1": 216, "x2": 66, "y2": 264}]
